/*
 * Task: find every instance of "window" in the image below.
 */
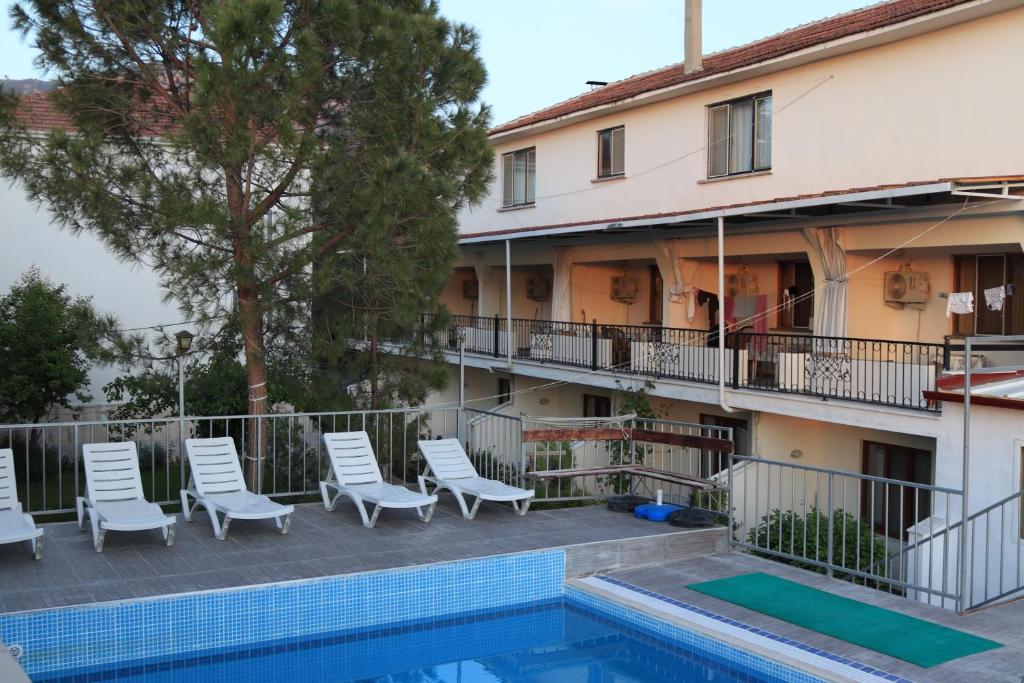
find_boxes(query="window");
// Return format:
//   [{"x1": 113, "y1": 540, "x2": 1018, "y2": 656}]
[
  {"x1": 597, "y1": 126, "x2": 625, "y2": 178},
  {"x1": 699, "y1": 414, "x2": 749, "y2": 478},
  {"x1": 501, "y1": 147, "x2": 536, "y2": 208},
  {"x1": 583, "y1": 394, "x2": 612, "y2": 418},
  {"x1": 778, "y1": 260, "x2": 814, "y2": 330},
  {"x1": 952, "y1": 253, "x2": 1024, "y2": 335},
  {"x1": 862, "y1": 441, "x2": 932, "y2": 539},
  {"x1": 497, "y1": 377, "x2": 511, "y2": 405},
  {"x1": 708, "y1": 93, "x2": 772, "y2": 178}
]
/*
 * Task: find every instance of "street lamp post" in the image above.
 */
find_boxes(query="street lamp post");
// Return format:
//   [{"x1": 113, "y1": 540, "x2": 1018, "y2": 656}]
[{"x1": 174, "y1": 330, "x2": 194, "y2": 463}]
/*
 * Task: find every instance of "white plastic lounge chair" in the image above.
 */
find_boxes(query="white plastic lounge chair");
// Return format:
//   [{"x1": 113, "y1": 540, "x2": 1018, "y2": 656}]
[
  {"x1": 77, "y1": 442, "x2": 177, "y2": 552},
  {"x1": 417, "y1": 439, "x2": 534, "y2": 520},
  {"x1": 0, "y1": 448, "x2": 43, "y2": 560},
  {"x1": 321, "y1": 431, "x2": 437, "y2": 528},
  {"x1": 182, "y1": 437, "x2": 294, "y2": 540}
]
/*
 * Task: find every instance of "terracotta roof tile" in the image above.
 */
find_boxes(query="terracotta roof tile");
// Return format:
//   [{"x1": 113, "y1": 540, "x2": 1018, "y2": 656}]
[
  {"x1": 490, "y1": 0, "x2": 972, "y2": 135},
  {"x1": 11, "y1": 89, "x2": 180, "y2": 136},
  {"x1": 12, "y1": 91, "x2": 74, "y2": 132}
]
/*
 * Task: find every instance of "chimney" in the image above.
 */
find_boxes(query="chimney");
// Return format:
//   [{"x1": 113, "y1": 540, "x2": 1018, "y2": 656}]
[{"x1": 684, "y1": 0, "x2": 703, "y2": 74}]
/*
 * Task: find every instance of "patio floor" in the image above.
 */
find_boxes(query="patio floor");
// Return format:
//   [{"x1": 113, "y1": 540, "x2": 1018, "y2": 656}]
[
  {"x1": 606, "y1": 552, "x2": 1024, "y2": 683},
  {"x1": 0, "y1": 498, "x2": 709, "y2": 614}
]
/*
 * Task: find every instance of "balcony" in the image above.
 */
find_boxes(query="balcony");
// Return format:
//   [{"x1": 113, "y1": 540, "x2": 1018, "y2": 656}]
[{"x1": 434, "y1": 315, "x2": 947, "y2": 413}]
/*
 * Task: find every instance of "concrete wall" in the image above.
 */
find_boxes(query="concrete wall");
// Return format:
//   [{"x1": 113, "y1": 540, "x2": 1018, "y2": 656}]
[
  {"x1": 0, "y1": 182, "x2": 179, "y2": 403},
  {"x1": 458, "y1": 7, "x2": 1024, "y2": 235}
]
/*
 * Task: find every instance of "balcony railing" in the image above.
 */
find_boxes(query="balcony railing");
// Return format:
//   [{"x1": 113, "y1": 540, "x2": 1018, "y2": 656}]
[{"x1": 433, "y1": 315, "x2": 946, "y2": 412}]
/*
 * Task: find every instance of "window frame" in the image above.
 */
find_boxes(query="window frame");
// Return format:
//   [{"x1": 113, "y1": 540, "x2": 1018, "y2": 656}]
[
  {"x1": 596, "y1": 125, "x2": 625, "y2": 179},
  {"x1": 707, "y1": 92, "x2": 772, "y2": 179},
  {"x1": 501, "y1": 147, "x2": 536, "y2": 208},
  {"x1": 582, "y1": 394, "x2": 612, "y2": 418}
]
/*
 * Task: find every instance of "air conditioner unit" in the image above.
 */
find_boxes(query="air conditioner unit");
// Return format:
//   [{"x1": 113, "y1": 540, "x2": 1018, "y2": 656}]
[
  {"x1": 948, "y1": 352, "x2": 985, "y2": 372},
  {"x1": 610, "y1": 275, "x2": 638, "y2": 304},
  {"x1": 462, "y1": 278, "x2": 479, "y2": 300},
  {"x1": 884, "y1": 271, "x2": 930, "y2": 304},
  {"x1": 525, "y1": 276, "x2": 551, "y2": 302},
  {"x1": 724, "y1": 273, "x2": 741, "y2": 297}
]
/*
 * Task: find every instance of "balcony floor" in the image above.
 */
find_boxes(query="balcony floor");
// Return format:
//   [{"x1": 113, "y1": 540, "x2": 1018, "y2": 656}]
[{"x1": 0, "y1": 498, "x2": 696, "y2": 614}]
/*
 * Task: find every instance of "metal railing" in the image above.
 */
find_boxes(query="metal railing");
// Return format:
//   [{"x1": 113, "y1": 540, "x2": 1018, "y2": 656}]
[
  {"x1": 431, "y1": 315, "x2": 945, "y2": 412},
  {"x1": 520, "y1": 415, "x2": 732, "y2": 506},
  {"x1": 0, "y1": 407, "x2": 475, "y2": 516},
  {"x1": 960, "y1": 490, "x2": 1024, "y2": 610},
  {"x1": 727, "y1": 455, "x2": 963, "y2": 603}
]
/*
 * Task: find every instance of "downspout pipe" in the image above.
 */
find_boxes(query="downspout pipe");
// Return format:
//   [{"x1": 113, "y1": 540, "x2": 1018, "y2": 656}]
[{"x1": 717, "y1": 215, "x2": 735, "y2": 413}]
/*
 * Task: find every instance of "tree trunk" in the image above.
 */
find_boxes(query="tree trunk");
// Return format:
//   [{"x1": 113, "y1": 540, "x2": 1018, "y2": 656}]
[
  {"x1": 239, "y1": 288, "x2": 270, "y2": 492},
  {"x1": 227, "y1": 165, "x2": 269, "y2": 493},
  {"x1": 369, "y1": 312, "x2": 379, "y2": 410}
]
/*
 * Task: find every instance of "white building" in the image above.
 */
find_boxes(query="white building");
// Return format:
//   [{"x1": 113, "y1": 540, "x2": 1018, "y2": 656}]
[{"x1": 426, "y1": 0, "x2": 1024, "y2": 609}]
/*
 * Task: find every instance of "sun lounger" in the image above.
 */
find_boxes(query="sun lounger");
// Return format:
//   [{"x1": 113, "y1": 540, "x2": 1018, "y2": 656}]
[
  {"x1": 321, "y1": 431, "x2": 437, "y2": 528},
  {"x1": 417, "y1": 438, "x2": 534, "y2": 519},
  {"x1": 182, "y1": 437, "x2": 293, "y2": 540},
  {"x1": 77, "y1": 442, "x2": 176, "y2": 552},
  {"x1": 0, "y1": 448, "x2": 43, "y2": 560}
]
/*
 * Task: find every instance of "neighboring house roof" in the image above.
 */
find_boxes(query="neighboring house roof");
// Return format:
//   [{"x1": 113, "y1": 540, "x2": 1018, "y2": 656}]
[
  {"x1": 11, "y1": 89, "x2": 179, "y2": 136},
  {"x1": 490, "y1": 0, "x2": 974, "y2": 135},
  {"x1": 12, "y1": 91, "x2": 74, "y2": 132}
]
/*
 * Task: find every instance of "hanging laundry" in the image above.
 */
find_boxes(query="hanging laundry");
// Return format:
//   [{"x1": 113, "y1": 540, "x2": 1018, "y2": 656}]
[
  {"x1": 946, "y1": 292, "x2": 974, "y2": 318},
  {"x1": 984, "y1": 285, "x2": 1006, "y2": 312},
  {"x1": 696, "y1": 289, "x2": 720, "y2": 321},
  {"x1": 684, "y1": 285, "x2": 696, "y2": 321},
  {"x1": 732, "y1": 295, "x2": 758, "y2": 321}
]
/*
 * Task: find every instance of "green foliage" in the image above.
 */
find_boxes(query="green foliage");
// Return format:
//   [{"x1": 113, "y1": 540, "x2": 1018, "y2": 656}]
[
  {"x1": 0, "y1": 268, "x2": 122, "y2": 423},
  {"x1": 530, "y1": 440, "x2": 585, "y2": 500},
  {"x1": 747, "y1": 507, "x2": 890, "y2": 586},
  {"x1": 0, "y1": 0, "x2": 494, "y2": 422},
  {"x1": 603, "y1": 380, "x2": 659, "y2": 494}
]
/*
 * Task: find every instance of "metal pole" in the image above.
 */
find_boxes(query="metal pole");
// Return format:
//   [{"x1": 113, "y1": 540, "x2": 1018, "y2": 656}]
[
  {"x1": 958, "y1": 336, "x2": 972, "y2": 613},
  {"x1": 459, "y1": 340, "x2": 465, "y2": 408},
  {"x1": 177, "y1": 355, "x2": 186, "y2": 463},
  {"x1": 505, "y1": 239, "x2": 513, "y2": 368},
  {"x1": 717, "y1": 215, "x2": 734, "y2": 413}
]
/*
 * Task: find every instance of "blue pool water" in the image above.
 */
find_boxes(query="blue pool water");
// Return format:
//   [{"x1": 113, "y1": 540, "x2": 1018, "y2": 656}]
[{"x1": 36, "y1": 599, "x2": 818, "y2": 683}]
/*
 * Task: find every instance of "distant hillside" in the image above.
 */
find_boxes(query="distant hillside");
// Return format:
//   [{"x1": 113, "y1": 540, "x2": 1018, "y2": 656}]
[{"x1": 1, "y1": 78, "x2": 57, "y2": 95}]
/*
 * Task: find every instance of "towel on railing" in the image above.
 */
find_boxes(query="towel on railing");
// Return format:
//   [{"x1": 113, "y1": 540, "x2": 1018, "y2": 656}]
[{"x1": 946, "y1": 292, "x2": 974, "y2": 318}]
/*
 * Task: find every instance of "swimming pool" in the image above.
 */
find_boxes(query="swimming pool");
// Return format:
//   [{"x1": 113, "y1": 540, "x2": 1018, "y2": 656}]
[
  {"x1": 33, "y1": 597, "x2": 819, "y2": 682},
  {"x1": 1, "y1": 550, "x2": 868, "y2": 682}
]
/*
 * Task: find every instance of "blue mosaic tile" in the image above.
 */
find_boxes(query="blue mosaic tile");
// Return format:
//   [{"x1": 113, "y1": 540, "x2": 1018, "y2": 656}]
[{"x1": 0, "y1": 551, "x2": 565, "y2": 676}]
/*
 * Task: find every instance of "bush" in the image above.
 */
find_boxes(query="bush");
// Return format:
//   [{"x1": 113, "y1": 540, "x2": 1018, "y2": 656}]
[{"x1": 747, "y1": 507, "x2": 890, "y2": 586}]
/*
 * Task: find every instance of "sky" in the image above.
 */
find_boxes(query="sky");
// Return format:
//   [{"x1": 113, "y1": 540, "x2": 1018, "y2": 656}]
[{"x1": 0, "y1": 0, "x2": 875, "y2": 125}]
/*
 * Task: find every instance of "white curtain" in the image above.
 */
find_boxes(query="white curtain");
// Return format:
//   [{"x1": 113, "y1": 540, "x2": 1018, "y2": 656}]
[
  {"x1": 810, "y1": 227, "x2": 847, "y2": 338},
  {"x1": 552, "y1": 247, "x2": 574, "y2": 322}
]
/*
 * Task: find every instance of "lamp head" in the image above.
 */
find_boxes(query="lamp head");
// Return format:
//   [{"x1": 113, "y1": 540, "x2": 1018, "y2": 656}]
[{"x1": 175, "y1": 329, "x2": 194, "y2": 355}]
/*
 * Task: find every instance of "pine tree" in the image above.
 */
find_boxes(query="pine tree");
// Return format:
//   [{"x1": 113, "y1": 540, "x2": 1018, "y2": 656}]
[{"x1": 0, "y1": 1, "x2": 493, "y2": 488}]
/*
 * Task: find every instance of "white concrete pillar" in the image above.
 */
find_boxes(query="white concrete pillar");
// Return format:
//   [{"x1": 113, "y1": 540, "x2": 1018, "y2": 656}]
[
  {"x1": 654, "y1": 239, "x2": 697, "y2": 329},
  {"x1": 552, "y1": 247, "x2": 574, "y2": 322}
]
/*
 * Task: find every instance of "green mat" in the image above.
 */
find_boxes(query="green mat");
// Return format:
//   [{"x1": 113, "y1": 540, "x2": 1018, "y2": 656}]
[{"x1": 687, "y1": 573, "x2": 1001, "y2": 668}]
